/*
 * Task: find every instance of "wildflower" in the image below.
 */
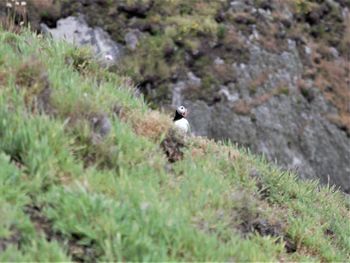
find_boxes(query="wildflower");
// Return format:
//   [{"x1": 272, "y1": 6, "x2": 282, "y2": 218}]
[
  {"x1": 6, "y1": 2, "x2": 12, "y2": 8},
  {"x1": 21, "y1": 1, "x2": 26, "y2": 6},
  {"x1": 140, "y1": 202, "x2": 150, "y2": 212},
  {"x1": 105, "y1": 54, "x2": 113, "y2": 61},
  {"x1": 15, "y1": 1, "x2": 19, "y2": 6},
  {"x1": 20, "y1": 21, "x2": 24, "y2": 26}
]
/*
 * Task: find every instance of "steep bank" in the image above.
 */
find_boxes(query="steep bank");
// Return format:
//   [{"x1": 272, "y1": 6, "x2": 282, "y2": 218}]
[
  {"x1": 0, "y1": 28, "x2": 349, "y2": 261},
  {"x1": 10, "y1": 0, "x2": 349, "y2": 192}
]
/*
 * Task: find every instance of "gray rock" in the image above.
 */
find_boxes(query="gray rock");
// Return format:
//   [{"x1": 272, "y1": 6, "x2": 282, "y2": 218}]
[
  {"x1": 171, "y1": 72, "x2": 201, "y2": 108},
  {"x1": 329, "y1": 47, "x2": 339, "y2": 58},
  {"x1": 218, "y1": 87, "x2": 240, "y2": 102},
  {"x1": 305, "y1": 46, "x2": 312, "y2": 56},
  {"x1": 230, "y1": 1, "x2": 251, "y2": 12},
  {"x1": 171, "y1": 81, "x2": 186, "y2": 108},
  {"x1": 187, "y1": 72, "x2": 201, "y2": 88},
  {"x1": 125, "y1": 30, "x2": 142, "y2": 50},
  {"x1": 257, "y1": 8, "x2": 273, "y2": 21},
  {"x1": 214, "y1": 57, "x2": 225, "y2": 65},
  {"x1": 92, "y1": 115, "x2": 112, "y2": 138},
  {"x1": 40, "y1": 15, "x2": 123, "y2": 65},
  {"x1": 185, "y1": 100, "x2": 211, "y2": 137}
]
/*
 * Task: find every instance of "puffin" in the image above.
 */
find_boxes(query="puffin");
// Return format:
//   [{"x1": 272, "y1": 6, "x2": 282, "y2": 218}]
[{"x1": 173, "y1": 105, "x2": 191, "y2": 135}]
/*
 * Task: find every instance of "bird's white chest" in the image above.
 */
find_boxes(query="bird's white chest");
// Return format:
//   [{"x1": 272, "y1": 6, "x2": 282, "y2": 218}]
[{"x1": 174, "y1": 118, "x2": 190, "y2": 134}]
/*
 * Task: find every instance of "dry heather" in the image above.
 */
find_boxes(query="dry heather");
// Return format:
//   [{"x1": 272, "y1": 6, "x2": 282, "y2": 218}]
[{"x1": 128, "y1": 110, "x2": 172, "y2": 141}]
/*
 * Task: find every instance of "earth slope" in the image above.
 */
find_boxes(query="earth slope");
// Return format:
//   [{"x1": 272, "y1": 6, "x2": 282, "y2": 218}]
[
  {"x1": 10, "y1": 0, "x2": 349, "y2": 192},
  {"x1": 0, "y1": 28, "x2": 349, "y2": 262}
]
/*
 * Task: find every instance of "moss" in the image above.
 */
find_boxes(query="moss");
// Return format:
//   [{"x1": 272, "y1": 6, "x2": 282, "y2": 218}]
[
  {"x1": 13, "y1": 56, "x2": 51, "y2": 112},
  {"x1": 217, "y1": 24, "x2": 227, "y2": 40},
  {"x1": 118, "y1": 35, "x2": 174, "y2": 84},
  {"x1": 277, "y1": 87, "x2": 290, "y2": 96},
  {"x1": 294, "y1": 0, "x2": 314, "y2": 15},
  {"x1": 249, "y1": 84, "x2": 258, "y2": 95},
  {"x1": 183, "y1": 38, "x2": 201, "y2": 54},
  {"x1": 64, "y1": 46, "x2": 97, "y2": 74},
  {"x1": 202, "y1": 74, "x2": 216, "y2": 90},
  {"x1": 300, "y1": 86, "x2": 314, "y2": 102},
  {"x1": 193, "y1": 55, "x2": 211, "y2": 72}
]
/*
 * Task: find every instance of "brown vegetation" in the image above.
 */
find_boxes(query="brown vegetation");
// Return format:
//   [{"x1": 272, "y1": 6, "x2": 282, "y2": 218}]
[
  {"x1": 233, "y1": 86, "x2": 288, "y2": 115},
  {"x1": 315, "y1": 58, "x2": 350, "y2": 134},
  {"x1": 15, "y1": 57, "x2": 52, "y2": 113},
  {"x1": 129, "y1": 110, "x2": 172, "y2": 141},
  {"x1": 249, "y1": 71, "x2": 270, "y2": 93}
]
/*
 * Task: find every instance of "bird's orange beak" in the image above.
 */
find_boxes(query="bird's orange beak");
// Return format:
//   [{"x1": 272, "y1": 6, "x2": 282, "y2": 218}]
[{"x1": 183, "y1": 109, "x2": 188, "y2": 117}]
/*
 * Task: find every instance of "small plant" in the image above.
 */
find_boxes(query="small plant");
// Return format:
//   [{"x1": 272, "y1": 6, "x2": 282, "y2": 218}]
[
  {"x1": 278, "y1": 87, "x2": 290, "y2": 96},
  {"x1": 295, "y1": 0, "x2": 312, "y2": 15},
  {"x1": 217, "y1": 24, "x2": 227, "y2": 40},
  {"x1": 3, "y1": 0, "x2": 28, "y2": 32}
]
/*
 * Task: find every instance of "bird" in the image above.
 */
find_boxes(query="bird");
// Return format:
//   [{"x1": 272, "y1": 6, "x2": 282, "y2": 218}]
[{"x1": 173, "y1": 105, "x2": 191, "y2": 135}]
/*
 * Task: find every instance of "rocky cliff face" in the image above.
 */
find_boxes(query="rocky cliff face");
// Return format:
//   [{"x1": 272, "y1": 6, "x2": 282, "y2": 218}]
[
  {"x1": 186, "y1": 39, "x2": 350, "y2": 192},
  {"x1": 2, "y1": 0, "x2": 349, "y2": 192}
]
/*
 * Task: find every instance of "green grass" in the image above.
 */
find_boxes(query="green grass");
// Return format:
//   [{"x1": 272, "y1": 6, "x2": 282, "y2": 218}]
[{"x1": 0, "y1": 28, "x2": 349, "y2": 262}]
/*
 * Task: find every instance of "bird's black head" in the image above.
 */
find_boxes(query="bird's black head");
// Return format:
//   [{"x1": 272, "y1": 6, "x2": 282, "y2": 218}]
[{"x1": 173, "y1": 105, "x2": 187, "y2": 121}]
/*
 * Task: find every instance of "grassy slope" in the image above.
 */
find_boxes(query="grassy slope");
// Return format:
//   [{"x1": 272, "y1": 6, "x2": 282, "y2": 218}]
[{"x1": 0, "y1": 29, "x2": 349, "y2": 262}]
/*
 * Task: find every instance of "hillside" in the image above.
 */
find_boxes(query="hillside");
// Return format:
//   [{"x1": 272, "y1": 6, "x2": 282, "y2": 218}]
[
  {"x1": 0, "y1": 29, "x2": 349, "y2": 261},
  {"x1": 7, "y1": 0, "x2": 350, "y2": 193}
]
